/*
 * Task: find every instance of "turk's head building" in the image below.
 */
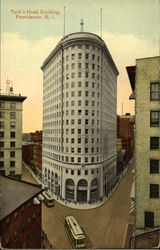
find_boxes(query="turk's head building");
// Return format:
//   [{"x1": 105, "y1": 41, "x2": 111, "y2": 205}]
[{"x1": 41, "y1": 32, "x2": 119, "y2": 208}]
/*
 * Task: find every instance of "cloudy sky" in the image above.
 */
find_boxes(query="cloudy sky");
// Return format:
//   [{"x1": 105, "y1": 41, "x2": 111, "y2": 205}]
[{"x1": 1, "y1": 0, "x2": 159, "y2": 132}]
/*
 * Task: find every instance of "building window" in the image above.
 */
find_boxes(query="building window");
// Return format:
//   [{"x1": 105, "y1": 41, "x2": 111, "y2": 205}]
[
  {"x1": 71, "y1": 119, "x2": 75, "y2": 125},
  {"x1": 85, "y1": 170, "x2": 88, "y2": 175},
  {"x1": 66, "y1": 169, "x2": 68, "y2": 174},
  {"x1": 91, "y1": 169, "x2": 94, "y2": 174},
  {"x1": 71, "y1": 54, "x2": 75, "y2": 60},
  {"x1": 78, "y1": 100, "x2": 82, "y2": 106},
  {"x1": 78, "y1": 53, "x2": 82, "y2": 59},
  {"x1": 0, "y1": 161, "x2": 4, "y2": 168},
  {"x1": 145, "y1": 211, "x2": 154, "y2": 228},
  {"x1": 92, "y1": 54, "x2": 95, "y2": 60},
  {"x1": 71, "y1": 147, "x2": 74, "y2": 153},
  {"x1": 78, "y1": 81, "x2": 81, "y2": 87},
  {"x1": 85, "y1": 72, "x2": 89, "y2": 78},
  {"x1": 85, "y1": 82, "x2": 89, "y2": 87},
  {"x1": 150, "y1": 82, "x2": 160, "y2": 101},
  {"x1": 0, "y1": 102, "x2": 4, "y2": 108},
  {"x1": 10, "y1": 122, "x2": 16, "y2": 128},
  {"x1": 150, "y1": 137, "x2": 159, "y2": 149},
  {"x1": 85, "y1": 158, "x2": 88, "y2": 163},
  {"x1": 91, "y1": 157, "x2": 94, "y2": 162},
  {"x1": 10, "y1": 131, "x2": 15, "y2": 138},
  {"x1": 85, "y1": 110, "x2": 88, "y2": 115},
  {"x1": 71, "y1": 110, "x2": 75, "y2": 115},
  {"x1": 0, "y1": 121, "x2": 4, "y2": 128},
  {"x1": 85, "y1": 138, "x2": 88, "y2": 144},
  {"x1": 71, "y1": 128, "x2": 75, "y2": 134},
  {"x1": 150, "y1": 159, "x2": 159, "y2": 173},
  {"x1": 78, "y1": 148, "x2": 81, "y2": 153},
  {"x1": 85, "y1": 100, "x2": 88, "y2": 106},
  {"x1": 71, "y1": 100, "x2": 75, "y2": 106},
  {"x1": 71, "y1": 170, "x2": 74, "y2": 175},
  {"x1": 78, "y1": 63, "x2": 82, "y2": 69},
  {"x1": 78, "y1": 119, "x2": 81, "y2": 125},
  {"x1": 71, "y1": 138, "x2": 74, "y2": 143},
  {"x1": 150, "y1": 111, "x2": 160, "y2": 127},
  {"x1": 10, "y1": 161, "x2": 15, "y2": 167},
  {"x1": 71, "y1": 63, "x2": 75, "y2": 69},
  {"x1": 78, "y1": 129, "x2": 81, "y2": 134},
  {"x1": 78, "y1": 138, "x2": 81, "y2": 144},
  {"x1": 10, "y1": 102, "x2": 16, "y2": 108},
  {"x1": 85, "y1": 63, "x2": 89, "y2": 69},
  {"x1": 78, "y1": 110, "x2": 82, "y2": 115},
  {"x1": 78, "y1": 170, "x2": 81, "y2": 175},
  {"x1": 0, "y1": 111, "x2": 4, "y2": 118},
  {"x1": 10, "y1": 112, "x2": 16, "y2": 119},
  {"x1": 10, "y1": 141, "x2": 15, "y2": 147},
  {"x1": 150, "y1": 184, "x2": 159, "y2": 198},
  {"x1": 85, "y1": 148, "x2": 88, "y2": 153},
  {"x1": 85, "y1": 119, "x2": 88, "y2": 125},
  {"x1": 0, "y1": 142, "x2": 4, "y2": 147},
  {"x1": 78, "y1": 158, "x2": 81, "y2": 163},
  {"x1": 85, "y1": 129, "x2": 88, "y2": 134},
  {"x1": 0, "y1": 152, "x2": 4, "y2": 158},
  {"x1": 78, "y1": 91, "x2": 82, "y2": 97},
  {"x1": 85, "y1": 91, "x2": 89, "y2": 97},
  {"x1": 85, "y1": 53, "x2": 89, "y2": 59},
  {"x1": 0, "y1": 131, "x2": 4, "y2": 138},
  {"x1": 78, "y1": 72, "x2": 82, "y2": 78}
]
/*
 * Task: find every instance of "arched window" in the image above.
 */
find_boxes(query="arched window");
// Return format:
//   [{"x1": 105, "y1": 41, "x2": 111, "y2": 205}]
[{"x1": 77, "y1": 179, "x2": 88, "y2": 187}]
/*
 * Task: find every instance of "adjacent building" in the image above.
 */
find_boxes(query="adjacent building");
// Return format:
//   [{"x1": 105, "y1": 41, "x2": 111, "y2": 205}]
[
  {"x1": 22, "y1": 131, "x2": 42, "y2": 180},
  {"x1": 0, "y1": 93, "x2": 26, "y2": 178},
  {"x1": 0, "y1": 175, "x2": 42, "y2": 249},
  {"x1": 117, "y1": 114, "x2": 134, "y2": 174},
  {"x1": 41, "y1": 31, "x2": 119, "y2": 208},
  {"x1": 127, "y1": 56, "x2": 160, "y2": 236}
]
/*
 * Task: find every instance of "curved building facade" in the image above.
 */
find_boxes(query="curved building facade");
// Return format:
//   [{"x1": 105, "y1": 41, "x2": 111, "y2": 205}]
[{"x1": 41, "y1": 32, "x2": 119, "y2": 208}]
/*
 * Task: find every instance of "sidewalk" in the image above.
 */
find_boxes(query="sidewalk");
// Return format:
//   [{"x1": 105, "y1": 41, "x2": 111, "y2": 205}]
[{"x1": 23, "y1": 161, "x2": 42, "y2": 185}]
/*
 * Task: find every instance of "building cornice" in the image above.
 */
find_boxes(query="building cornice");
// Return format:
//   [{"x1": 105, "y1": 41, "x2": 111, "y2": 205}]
[{"x1": 41, "y1": 32, "x2": 119, "y2": 75}]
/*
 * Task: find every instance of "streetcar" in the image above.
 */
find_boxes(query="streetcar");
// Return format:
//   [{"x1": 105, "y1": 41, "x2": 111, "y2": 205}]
[
  {"x1": 65, "y1": 216, "x2": 85, "y2": 248},
  {"x1": 42, "y1": 191, "x2": 54, "y2": 207}
]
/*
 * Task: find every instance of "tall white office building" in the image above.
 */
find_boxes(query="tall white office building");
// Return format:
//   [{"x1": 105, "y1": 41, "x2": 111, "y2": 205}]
[{"x1": 41, "y1": 31, "x2": 119, "y2": 208}]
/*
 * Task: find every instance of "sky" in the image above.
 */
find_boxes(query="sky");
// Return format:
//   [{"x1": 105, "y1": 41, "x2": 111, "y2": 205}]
[{"x1": 1, "y1": 0, "x2": 159, "y2": 132}]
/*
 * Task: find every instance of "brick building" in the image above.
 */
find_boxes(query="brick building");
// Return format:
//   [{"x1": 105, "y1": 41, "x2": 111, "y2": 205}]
[
  {"x1": 22, "y1": 131, "x2": 42, "y2": 179},
  {"x1": 30, "y1": 131, "x2": 42, "y2": 142},
  {"x1": 0, "y1": 175, "x2": 42, "y2": 249},
  {"x1": 117, "y1": 114, "x2": 134, "y2": 174},
  {"x1": 22, "y1": 144, "x2": 33, "y2": 165}
]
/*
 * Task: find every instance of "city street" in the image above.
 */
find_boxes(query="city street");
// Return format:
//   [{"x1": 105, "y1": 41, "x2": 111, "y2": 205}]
[{"x1": 22, "y1": 162, "x2": 134, "y2": 248}]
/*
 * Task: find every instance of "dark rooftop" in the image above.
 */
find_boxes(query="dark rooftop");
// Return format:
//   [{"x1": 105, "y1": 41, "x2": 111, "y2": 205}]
[
  {"x1": 0, "y1": 175, "x2": 42, "y2": 221},
  {"x1": 0, "y1": 94, "x2": 27, "y2": 102}
]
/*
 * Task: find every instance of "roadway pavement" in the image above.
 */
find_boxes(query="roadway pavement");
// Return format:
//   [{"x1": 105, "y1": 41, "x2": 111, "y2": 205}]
[{"x1": 22, "y1": 161, "x2": 134, "y2": 248}]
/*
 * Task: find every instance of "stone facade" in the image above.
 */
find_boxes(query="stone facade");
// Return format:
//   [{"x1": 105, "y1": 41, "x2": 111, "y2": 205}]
[
  {"x1": 41, "y1": 32, "x2": 119, "y2": 208},
  {"x1": 127, "y1": 56, "x2": 160, "y2": 235},
  {"x1": 0, "y1": 95, "x2": 26, "y2": 178}
]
